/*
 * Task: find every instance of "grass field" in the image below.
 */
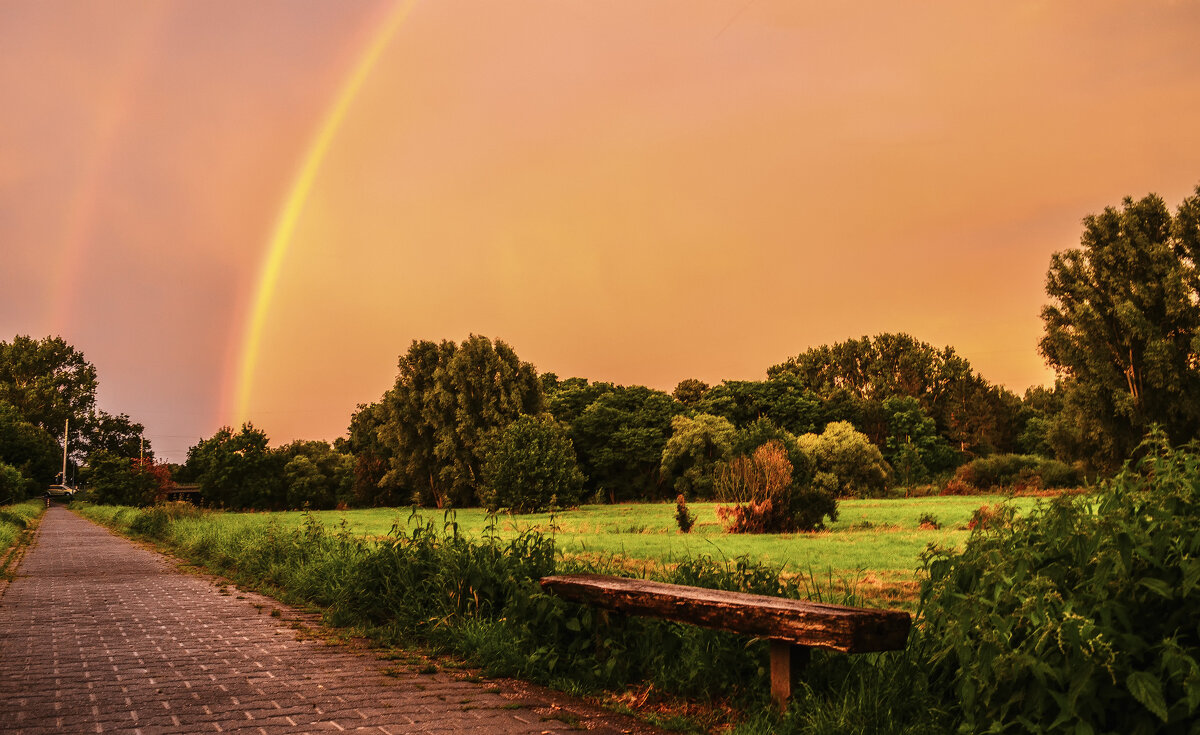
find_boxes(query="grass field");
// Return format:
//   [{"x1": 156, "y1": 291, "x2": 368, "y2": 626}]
[
  {"x1": 171, "y1": 494, "x2": 1042, "y2": 587},
  {"x1": 0, "y1": 500, "x2": 44, "y2": 574}
]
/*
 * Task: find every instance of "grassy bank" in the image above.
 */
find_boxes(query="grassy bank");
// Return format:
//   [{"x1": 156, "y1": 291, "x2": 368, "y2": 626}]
[{"x1": 0, "y1": 500, "x2": 45, "y2": 576}]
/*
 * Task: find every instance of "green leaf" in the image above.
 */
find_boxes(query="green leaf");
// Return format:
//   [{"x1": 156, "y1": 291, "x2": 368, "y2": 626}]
[
  {"x1": 1139, "y1": 578, "x2": 1175, "y2": 600},
  {"x1": 564, "y1": 617, "x2": 581, "y2": 632},
  {"x1": 1127, "y1": 671, "x2": 1169, "y2": 722}
]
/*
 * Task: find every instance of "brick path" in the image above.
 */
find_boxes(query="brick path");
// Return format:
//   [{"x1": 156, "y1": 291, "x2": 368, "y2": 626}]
[{"x1": 0, "y1": 507, "x2": 658, "y2": 734}]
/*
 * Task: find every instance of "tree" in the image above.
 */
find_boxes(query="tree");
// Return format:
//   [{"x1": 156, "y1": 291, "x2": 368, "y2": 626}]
[
  {"x1": 672, "y1": 378, "x2": 710, "y2": 407},
  {"x1": 81, "y1": 410, "x2": 150, "y2": 461},
  {"x1": 0, "y1": 335, "x2": 97, "y2": 445},
  {"x1": 377, "y1": 336, "x2": 543, "y2": 507},
  {"x1": 797, "y1": 421, "x2": 890, "y2": 498},
  {"x1": 1040, "y1": 186, "x2": 1200, "y2": 469},
  {"x1": 478, "y1": 415, "x2": 584, "y2": 513},
  {"x1": 279, "y1": 440, "x2": 353, "y2": 509},
  {"x1": 567, "y1": 384, "x2": 683, "y2": 502},
  {"x1": 184, "y1": 423, "x2": 283, "y2": 509},
  {"x1": 882, "y1": 396, "x2": 957, "y2": 485},
  {"x1": 83, "y1": 452, "x2": 169, "y2": 506},
  {"x1": 660, "y1": 413, "x2": 736, "y2": 499},
  {"x1": 769, "y1": 333, "x2": 1015, "y2": 456},
  {"x1": 0, "y1": 400, "x2": 59, "y2": 489},
  {"x1": 696, "y1": 375, "x2": 824, "y2": 436},
  {"x1": 343, "y1": 402, "x2": 402, "y2": 506}
]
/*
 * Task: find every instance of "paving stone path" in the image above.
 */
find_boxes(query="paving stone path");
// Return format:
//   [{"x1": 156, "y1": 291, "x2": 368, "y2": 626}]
[{"x1": 0, "y1": 507, "x2": 660, "y2": 734}]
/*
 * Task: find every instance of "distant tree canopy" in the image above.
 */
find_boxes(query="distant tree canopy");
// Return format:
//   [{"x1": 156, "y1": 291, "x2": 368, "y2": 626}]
[
  {"x1": 377, "y1": 335, "x2": 543, "y2": 507},
  {"x1": 184, "y1": 423, "x2": 283, "y2": 510},
  {"x1": 768, "y1": 333, "x2": 1020, "y2": 457},
  {"x1": 1040, "y1": 186, "x2": 1200, "y2": 470},
  {"x1": 478, "y1": 414, "x2": 584, "y2": 513}
]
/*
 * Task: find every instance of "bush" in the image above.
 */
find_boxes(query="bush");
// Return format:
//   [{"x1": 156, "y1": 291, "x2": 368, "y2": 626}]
[
  {"x1": 798, "y1": 421, "x2": 890, "y2": 498},
  {"x1": 954, "y1": 453, "x2": 1082, "y2": 491},
  {"x1": 478, "y1": 415, "x2": 584, "y2": 513},
  {"x1": 674, "y1": 494, "x2": 696, "y2": 533},
  {"x1": 919, "y1": 436, "x2": 1200, "y2": 732},
  {"x1": 715, "y1": 441, "x2": 796, "y2": 533},
  {"x1": 0, "y1": 461, "x2": 31, "y2": 502}
]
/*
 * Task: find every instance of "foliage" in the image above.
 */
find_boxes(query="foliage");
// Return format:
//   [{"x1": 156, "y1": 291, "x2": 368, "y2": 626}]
[
  {"x1": 184, "y1": 423, "x2": 283, "y2": 509},
  {"x1": 80, "y1": 410, "x2": 151, "y2": 461},
  {"x1": 343, "y1": 402, "x2": 402, "y2": 506},
  {"x1": 696, "y1": 375, "x2": 824, "y2": 437},
  {"x1": 0, "y1": 500, "x2": 43, "y2": 565},
  {"x1": 715, "y1": 441, "x2": 799, "y2": 533},
  {"x1": 674, "y1": 493, "x2": 696, "y2": 533},
  {"x1": 768, "y1": 333, "x2": 1020, "y2": 456},
  {"x1": 953, "y1": 453, "x2": 1081, "y2": 491},
  {"x1": 0, "y1": 400, "x2": 59, "y2": 489},
  {"x1": 659, "y1": 413, "x2": 735, "y2": 499},
  {"x1": 565, "y1": 384, "x2": 683, "y2": 502},
  {"x1": 917, "y1": 513, "x2": 940, "y2": 530},
  {"x1": 279, "y1": 440, "x2": 353, "y2": 509},
  {"x1": 798, "y1": 421, "x2": 890, "y2": 498},
  {"x1": 672, "y1": 378, "x2": 710, "y2": 406},
  {"x1": 0, "y1": 461, "x2": 32, "y2": 502},
  {"x1": 0, "y1": 335, "x2": 97, "y2": 446},
  {"x1": 377, "y1": 336, "x2": 543, "y2": 507},
  {"x1": 82, "y1": 452, "x2": 170, "y2": 506},
  {"x1": 920, "y1": 436, "x2": 1200, "y2": 733},
  {"x1": 478, "y1": 415, "x2": 584, "y2": 513},
  {"x1": 882, "y1": 396, "x2": 958, "y2": 485},
  {"x1": 1040, "y1": 186, "x2": 1200, "y2": 470}
]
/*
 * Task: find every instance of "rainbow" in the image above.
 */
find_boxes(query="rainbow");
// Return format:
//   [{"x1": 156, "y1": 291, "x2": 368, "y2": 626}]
[{"x1": 230, "y1": 0, "x2": 418, "y2": 428}]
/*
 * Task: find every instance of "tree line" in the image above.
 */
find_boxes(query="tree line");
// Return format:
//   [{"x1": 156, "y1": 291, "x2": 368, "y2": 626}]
[{"x1": 5, "y1": 184, "x2": 1198, "y2": 517}]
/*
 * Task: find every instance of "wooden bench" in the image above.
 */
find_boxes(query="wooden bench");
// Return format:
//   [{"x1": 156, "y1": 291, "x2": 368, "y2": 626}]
[{"x1": 540, "y1": 573, "x2": 911, "y2": 712}]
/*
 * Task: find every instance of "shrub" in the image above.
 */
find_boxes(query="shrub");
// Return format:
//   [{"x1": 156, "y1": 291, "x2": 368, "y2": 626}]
[
  {"x1": 674, "y1": 494, "x2": 696, "y2": 533},
  {"x1": 919, "y1": 436, "x2": 1200, "y2": 732},
  {"x1": 798, "y1": 421, "x2": 890, "y2": 498},
  {"x1": 954, "y1": 453, "x2": 1082, "y2": 491},
  {"x1": 660, "y1": 413, "x2": 735, "y2": 499},
  {"x1": 0, "y1": 461, "x2": 30, "y2": 502},
  {"x1": 917, "y1": 513, "x2": 940, "y2": 530},
  {"x1": 478, "y1": 415, "x2": 584, "y2": 514},
  {"x1": 715, "y1": 441, "x2": 795, "y2": 533}
]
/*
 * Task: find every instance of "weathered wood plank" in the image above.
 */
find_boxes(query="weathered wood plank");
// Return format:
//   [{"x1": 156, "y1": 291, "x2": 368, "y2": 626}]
[
  {"x1": 540, "y1": 574, "x2": 910, "y2": 653},
  {"x1": 769, "y1": 640, "x2": 809, "y2": 712}
]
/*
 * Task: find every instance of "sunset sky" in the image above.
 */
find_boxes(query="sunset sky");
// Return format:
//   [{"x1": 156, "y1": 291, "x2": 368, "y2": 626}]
[{"x1": 3, "y1": 0, "x2": 1199, "y2": 462}]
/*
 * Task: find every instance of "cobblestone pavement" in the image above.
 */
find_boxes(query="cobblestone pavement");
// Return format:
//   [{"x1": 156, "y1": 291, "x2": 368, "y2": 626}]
[{"x1": 0, "y1": 507, "x2": 659, "y2": 734}]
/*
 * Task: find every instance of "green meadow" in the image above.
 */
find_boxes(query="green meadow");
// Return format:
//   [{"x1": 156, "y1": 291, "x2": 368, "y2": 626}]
[{"x1": 159, "y1": 494, "x2": 1040, "y2": 590}]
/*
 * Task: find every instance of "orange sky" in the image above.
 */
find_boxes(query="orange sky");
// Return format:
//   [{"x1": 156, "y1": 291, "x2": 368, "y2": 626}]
[{"x1": 2, "y1": 0, "x2": 1199, "y2": 462}]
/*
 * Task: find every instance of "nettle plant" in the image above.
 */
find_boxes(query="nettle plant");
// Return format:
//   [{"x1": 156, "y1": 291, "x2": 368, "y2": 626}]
[{"x1": 918, "y1": 434, "x2": 1200, "y2": 733}]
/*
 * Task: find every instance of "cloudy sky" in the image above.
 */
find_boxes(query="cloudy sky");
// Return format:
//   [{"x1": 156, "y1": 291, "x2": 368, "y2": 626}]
[{"x1": 3, "y1": 0, "x2": 1199, "y2": 462}]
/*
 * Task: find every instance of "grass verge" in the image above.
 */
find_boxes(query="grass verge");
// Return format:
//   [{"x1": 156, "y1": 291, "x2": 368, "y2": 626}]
[{"x1": 0, "y1": 500, "x2": 45, "y2": 578}]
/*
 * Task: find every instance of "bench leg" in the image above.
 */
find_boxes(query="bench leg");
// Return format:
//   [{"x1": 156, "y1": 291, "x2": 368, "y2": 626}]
[{"x1": 769, "y1": 640, "x2": 810, "y2": 713}]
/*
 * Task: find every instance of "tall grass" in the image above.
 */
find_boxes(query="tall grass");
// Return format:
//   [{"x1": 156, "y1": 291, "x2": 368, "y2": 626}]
[{"x1": 0, "y1": 500, "x2": 44, "y2": 573}]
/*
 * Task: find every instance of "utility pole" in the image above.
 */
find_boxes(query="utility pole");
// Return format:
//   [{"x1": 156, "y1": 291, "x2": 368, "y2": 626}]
[
  {"x1": 62, "y1": 417, "x2": 69, "y2": 486},
  {"x1": 140, "y1": 436, "x2": 144, "y2": 462}
]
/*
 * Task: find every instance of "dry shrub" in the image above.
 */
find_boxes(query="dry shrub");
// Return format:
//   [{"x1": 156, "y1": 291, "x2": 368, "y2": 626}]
[
  {"x1": 966, "y1": 503, "x2": 1009, "y2": 531},
  {"x1": 715, "y1": 441, "x2": 794, "y2": 533}
]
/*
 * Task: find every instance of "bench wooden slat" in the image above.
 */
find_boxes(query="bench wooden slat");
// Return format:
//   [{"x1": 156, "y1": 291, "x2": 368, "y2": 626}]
[{"x1": 540, "y1": 573, "x2": 910, "y2": 654}]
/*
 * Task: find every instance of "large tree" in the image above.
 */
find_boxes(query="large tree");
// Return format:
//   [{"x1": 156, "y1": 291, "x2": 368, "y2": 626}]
[
  {"x1": 377, "y1": 336, "x2": 543, "y2": 507},
  {"x1": 1039, "y1": 186, "x2": 1200, "y2": 468},
  {"x1": 184, "y1": 423, "x2": 283, "y2": 509},
  {"x1": 0, "y1": 335, "x2": 97, "y2": 446}
]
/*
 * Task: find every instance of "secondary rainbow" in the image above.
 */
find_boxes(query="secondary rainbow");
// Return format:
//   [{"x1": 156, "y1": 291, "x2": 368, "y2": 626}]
[{"x1": 231, "y1": 0, "x2": 418, "y2": 427}]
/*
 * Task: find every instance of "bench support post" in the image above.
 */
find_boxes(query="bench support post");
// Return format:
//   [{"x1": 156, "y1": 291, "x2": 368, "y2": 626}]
[{"x1": 769, "y1": 639, "x2": 809, "y2": 713}]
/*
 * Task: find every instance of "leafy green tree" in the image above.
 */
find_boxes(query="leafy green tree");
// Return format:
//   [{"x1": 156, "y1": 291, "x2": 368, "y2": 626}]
[
  {"x1": 545, "y1": 377, "x2": 616, "y2": 425},
  {"x1": 343, "y1": 402, "x2": 402, "y2": 506},
  {"x1": 672, "y1": 378, "x2": 710, "y2": 407},
  {"x1": 0, "y1": 461, "x2": 31, "y2": 501},
  {"x1": 378, "y1": 336, "x2": 543, "y2": 507},
  {"x1": 695, "y1": 374, "x2": 824, "y2": 436},
  {"x1": 769, "y1": 333, "x2": 1016, "y2": 455},
  {"x1": 1039, "y1": 186, "x2": 1200, "y2": 469},
  {"x1": 279, "y1": 440, "x2": 353, "y2": 509},
  {"x1": 728, "y1": 418, "x2": 833, "y2": 530},
  {"x1": 0, "y1": 400, "x2": 59, "y2": 489},
  {"x1": 83, "y1": 452, "x2": 168, "y2": 506},
  {"x1": 798, "y1": 421, "x2": 890, "y2": 498},
  {"x1": 0, "y1": 335, "x2": 97, "y2": 446},
  {"x1": 568, "y1": 385, "x2": 683, "y2": 502},
  {"x1": 660, "y1": 413, "x2": 735, "y2": 499},
  {"x1": 478, "y1": 414, "x2": 584, "y2": 513},
  {"x1": 882, "y1": 396, "x2": 957, "y2": 485},
  {"x1": 184, "y1": 423, "x2": 283, "y2": 509},
  {"x1": 82, "y1": 410, "x2": 150, "y2": 461}
]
